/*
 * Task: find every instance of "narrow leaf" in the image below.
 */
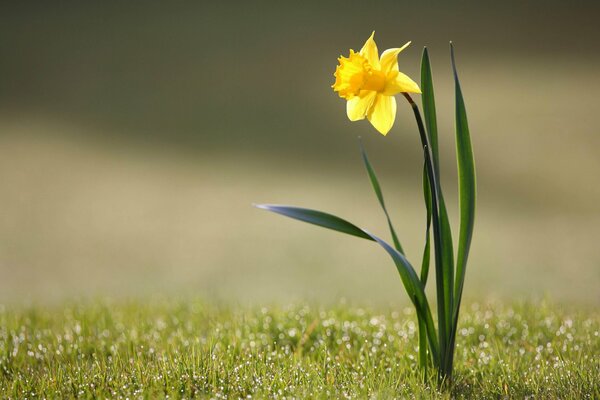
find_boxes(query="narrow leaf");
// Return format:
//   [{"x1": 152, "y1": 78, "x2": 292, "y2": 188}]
[
  {"x1": 420, "y1": 162, "x2": 432, "y2": 285},
  {"x1": 446, "y1": 43, "x2": 476, "y2": 375},
  {"x1": 359, "y1": 144, "x2": 431, "y2": 371},
  {"x1": 404, "y1": 92, "x2": 448, "y2": 365},
  {"x1": 359, "y1": 140, "x2": 404, "y2": 254},
  {"x1": 438, "y1": 196, "x2": 455, "y2": 337},
  {"x1": 420, "y1": 141, "x2": 447, "y2": 365},
  {"x1": 254, "y1": 204, "x2": 373, "y2": 241},
  {"x1": 451, "y1": 42, "x2": 476, "y2": 316},
  {"x1": 420, "y1": 50, "x2": 455, "y2": 343},
  {"x1": 417, "y1": 316, "x2": 429, "y2": 374},
  {"x1": 421, "y1": 47, "x2": 440, "y2": 175},
  {"x1": 369, "y1": 233, "x2": 440, "y2": 364},
  {"x1": 256, "y1": 203, "x2": 440, "y2": 363}
]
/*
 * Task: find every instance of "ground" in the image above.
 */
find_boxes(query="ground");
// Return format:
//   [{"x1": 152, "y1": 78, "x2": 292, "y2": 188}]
[{"x1": 1, "y1": 299, "x2": 598, "y2": 399}]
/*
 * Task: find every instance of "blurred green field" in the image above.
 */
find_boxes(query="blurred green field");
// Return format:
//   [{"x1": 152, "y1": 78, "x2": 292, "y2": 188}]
[{"x1": 0, "y1": 2, "x2": 599, "y2": 305}]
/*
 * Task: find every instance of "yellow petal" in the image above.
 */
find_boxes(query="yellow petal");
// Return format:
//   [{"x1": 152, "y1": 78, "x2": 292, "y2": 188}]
[
  {"x1": 359, "y1": 31, "x2": 380, "y2": 69},
  {"x1": 379, "y1": 41, "x2": 411, "y2": 73},
  {"x1": 346, "y1": 91, "x2": 377, "y2": 121},
  {"x1": 367, "y1": 94, "x2": 396, "y2": 135},
  {"x1": 332, "y1": 51, "x2": 371, "y2": 99},
  {"x1": 383, "y1": 71, "x2": 421, "y2": 95}
]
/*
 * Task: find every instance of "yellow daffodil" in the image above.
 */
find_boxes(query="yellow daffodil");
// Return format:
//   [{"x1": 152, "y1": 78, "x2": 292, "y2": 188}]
[{"x1": 332, "y1": 32, "x2": 421, "y2": 135}]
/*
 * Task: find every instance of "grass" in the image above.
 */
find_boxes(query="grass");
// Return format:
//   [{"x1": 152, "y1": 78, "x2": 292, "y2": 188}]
[{"x1": 0, "y1": 299, "x2": 598, "y2": 399}]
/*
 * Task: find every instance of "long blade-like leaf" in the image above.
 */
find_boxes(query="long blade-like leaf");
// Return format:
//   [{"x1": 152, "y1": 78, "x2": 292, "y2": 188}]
[
  {"x1": 446, "y1": 43, "x2": 476, "y2": 375},
  {"x1": 254, "y1": 204, "x2": 373, "y2": 241},
  {"x1": 418, "y1": 163, "x2": 434, "y2": 372},
  {"x1": 420, "y1": 49, "x2": 455, "y2": 345},
  {"x1": 369, "y1": 233, "x2": 440, "y2": 364},
  {"x1": 420, "y1": 162, "x2": 432, "y2": 285},
  {"x1": 451, "y1": 43, "x2": 476, "y2": 317},
  {"x1": 438, "y1": 198, "x2": 454, "y2": 337},
  {"x1": 359, "y1": 141, "x2": 404, "y2": 254},
  {"x1": 255, "y1": 203, "x2": 440, "y2": 363},
  {"x1": 417, "y1": 316, "x2": 429, "y2": 374},
  {"x1": 404, "y1": 93, "x2": 448, "y2": 366},
  {"x1": 421, "y1": 48, "x2": 440, "y2": 175}
]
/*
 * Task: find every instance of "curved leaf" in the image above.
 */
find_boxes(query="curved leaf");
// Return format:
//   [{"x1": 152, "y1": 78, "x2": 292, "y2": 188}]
[
  {"x1": 451, "y1": 43, "x2": 476, "y2": 315},
  {"x1": 255, "y1": 203, "x2": 440, "y2": 363},
  {"x1": 420, "y1": 162, "x2": 432, "y2": 285},
  {"x1": 254, "y1": 204, "x2": 374, "y2": 241},
  {"x1": 420, "y1": 50, "x2": 455, "y2": 347},
  {"x1": 446, "y1": 43, "x2": 476, "y2": 376},
  {"x1": 421, "y1": 48, "x2": 440, "y2": 175},
  {"x1": 403, "y1": 92, "x2": 449, "y2": 364},
  {"x1": 359, "y1": 141, "x2": 404, "y2": 254}
]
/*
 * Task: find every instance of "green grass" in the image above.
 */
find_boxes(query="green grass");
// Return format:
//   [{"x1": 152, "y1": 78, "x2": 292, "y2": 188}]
[{"x1": 0, "y1": 300, "x2": 598, "y2": 398}]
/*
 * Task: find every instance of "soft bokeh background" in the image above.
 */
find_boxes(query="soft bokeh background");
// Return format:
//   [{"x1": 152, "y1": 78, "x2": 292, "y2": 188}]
[{"x1": 1, "y1": 2, "x2": 599, "y2": 305}]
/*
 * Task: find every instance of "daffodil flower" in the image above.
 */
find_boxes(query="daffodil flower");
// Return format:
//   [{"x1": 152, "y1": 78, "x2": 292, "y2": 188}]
[{"x1": 332, "y1": 32, "x2": 421, "y2": 135}]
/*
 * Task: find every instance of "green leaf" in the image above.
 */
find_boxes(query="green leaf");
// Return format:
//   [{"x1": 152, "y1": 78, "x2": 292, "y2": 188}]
[
  {"x1": 421, "y1": 48, "x2": 440, "y2": 175},
  {"x1": 404, "y1": 90, "x2": 449, "y2": 367},
  {"x1": 450, "y1": 43, "x2": 476, "y2": 317},
  {"x1": 359, "y1": 140, "x2": 404, "y2": 254},
  {"x1": 438, "y1": 197, "x2": 455, "y2": 338},
  {"x1": 421, "y1": 144, "x2": 448, "y2": 365},
  {"x1": 420, "y1": 50, "x2": 456, "y2": 356},
  {"x1": 420, "y1": 162, "x2": 432, "y2": 285},
  {"x1": 352, "y1": 137, "x2": 431, "y2": 372},
  {"x1": 255, "y1": 203, "x2": 440, "y2": 363},
  {"x1": 417, "y1": 316, "x2": 429, "y2": 374},
  {"x1": 446, "y1": 43, "x2": 476, "y2": 375},
  {"x1": 254, "y1": 204, "x2": 373, "y2": 241},
  {"x1": 369, "y1": 233, "x2": 440, "y2": 365}
]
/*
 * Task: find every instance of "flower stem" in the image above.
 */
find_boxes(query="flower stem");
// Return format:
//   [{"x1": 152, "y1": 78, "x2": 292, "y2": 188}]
[{"x1": 402, "y1": 92, "x2": 452, "y2": 382}]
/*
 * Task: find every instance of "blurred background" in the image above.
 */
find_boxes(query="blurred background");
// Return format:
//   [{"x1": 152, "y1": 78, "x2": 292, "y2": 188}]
[{"x1": 1, "y1": 1, "x2": 599, "y2": 305}]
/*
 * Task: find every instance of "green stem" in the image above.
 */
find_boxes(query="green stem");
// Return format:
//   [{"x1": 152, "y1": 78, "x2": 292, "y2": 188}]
[{"x1": 402, "y1": 92, "x2": 450, "y2": 381}]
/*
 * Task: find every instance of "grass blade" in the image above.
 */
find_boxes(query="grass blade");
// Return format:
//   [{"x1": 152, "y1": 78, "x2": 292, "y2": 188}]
[
  {"x1": 255, "y1": 203, "x2": 440, "y2": 363},
  {"x1": 359, "y1": 140, "x2": 404, "y2": 254}
]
